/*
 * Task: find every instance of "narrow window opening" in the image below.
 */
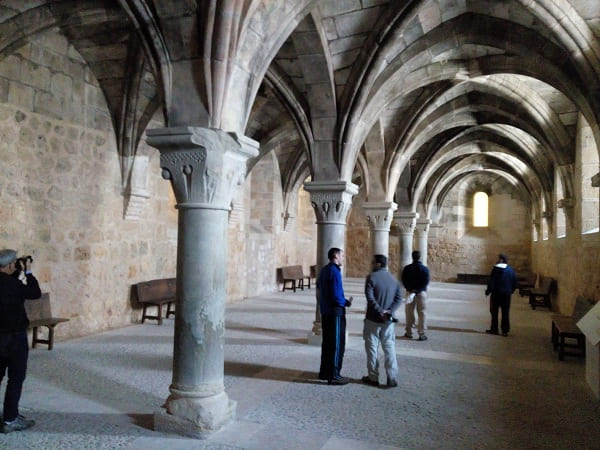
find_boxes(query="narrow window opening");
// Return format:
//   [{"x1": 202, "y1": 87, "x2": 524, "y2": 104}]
[{"x1": 473, "y1": 192, "x2": 488, "y2": 227}]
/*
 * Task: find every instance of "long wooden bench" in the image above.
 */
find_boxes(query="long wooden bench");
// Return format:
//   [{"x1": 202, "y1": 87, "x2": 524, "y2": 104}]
[
  {"x1": 136, "y1": 278, "x2": 176, "y2": 325},
  {"x1": 456, "y1": 273, "x2": 489, "y2": 284},
  {"x1": 551, "y1": 297, "x2": 595, "y2": 360},
  {"x1": 518, "y1": 273, "x2": 537, "y2": 297},
  {"x1": 529, "y1": 275, "x2": 555, "y2": 309},
  {"x1": 281, "y1": 265, "x2": 311, "y2": 292},
  {"x1": 25, "y1": 292, "x2": 69, "y2": 350}
]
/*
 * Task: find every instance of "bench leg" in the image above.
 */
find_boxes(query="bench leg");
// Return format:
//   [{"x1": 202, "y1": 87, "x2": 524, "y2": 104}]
[
  {"x1": 48, "y1": 325, "x2": 55, "y2": 351},
  {"x1": 142, "y1": 304, "x2": 148, "y2": 323},
  {"x1": 166, "y1": 302, "x2": 175, "y2": 318},
  {"x1": 559, "y1": 335, "x2": 565, "y2": 361},
  {"x1": 157, "y1": 304, "x2": 163, "y2": 325},
  {"x1": 32, "y1": 327, "x2": 39, "y2": 349}
]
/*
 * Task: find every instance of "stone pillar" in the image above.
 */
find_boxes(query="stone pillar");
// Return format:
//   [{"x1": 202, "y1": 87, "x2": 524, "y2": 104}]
[
  {"x1": 363, "y1": 201, "x2": 397, "y2": 258},
  {"x1": 394, "y1": 211, "x2": 419, "y2": 272},
  {"x1": 147, "y1": 127, "x2": 258, "y2": 438},
  {"x1": 303, "y1": 180, "x2": 358, "y2": 344},
  {"x1": 415, "y1": 218, "x2": 432, "y2": 266}
]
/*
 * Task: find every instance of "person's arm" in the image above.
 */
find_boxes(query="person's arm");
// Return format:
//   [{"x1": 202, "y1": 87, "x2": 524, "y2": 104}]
[
  {"x1": 365, "y1": 276, "x2": 384, "y2": 316},
  {"x1": 332, "y1": 269, "x2": 349, "y2": 307},
  {"x1": 485, "y1": 268, "x2": 495, "y2": 296},
  {"x1": 22, "y1": 259, "x2": 41, "y2": 299},
  {"x1": 389, "y1": 282, "x2": 403, "y2": 313}
]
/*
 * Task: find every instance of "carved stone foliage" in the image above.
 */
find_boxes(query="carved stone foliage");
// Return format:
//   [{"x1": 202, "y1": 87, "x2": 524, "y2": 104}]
[
  {"x1": 304, "y1": 181, "x2": 358, "y2": 224},
  {"x1": 363, "y1": 202, "x2": 397, "y2": 232},
  {"x1": 394, "y1": 212, "x2": 419, "y2": 234},
  {"x1": 146, "y1": 127, "x2": 259, "y2": 209}
]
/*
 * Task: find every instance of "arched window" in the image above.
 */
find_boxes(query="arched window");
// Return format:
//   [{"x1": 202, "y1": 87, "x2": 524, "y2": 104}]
[{"x1": 473, "y1": 192, "x2": 488, "y2": 227}]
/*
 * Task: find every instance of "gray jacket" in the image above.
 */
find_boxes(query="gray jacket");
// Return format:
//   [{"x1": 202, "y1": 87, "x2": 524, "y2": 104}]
[{"x1": 364, "y1": 268, "x2": 403, "y2": 323}]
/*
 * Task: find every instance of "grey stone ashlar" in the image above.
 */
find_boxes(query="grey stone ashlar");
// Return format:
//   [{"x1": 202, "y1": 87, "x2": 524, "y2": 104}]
[
  {"x1": 146, "y1": 126, "x2": 259, "y2": 438},
  {"x1": 394, "y1": 211, "x2": 419, "y2": 271},
  {"x1": 362, "y1": 201, "x2": 398, "y2": 259},
  {"x1": 303, "y1": 180, "x2": 358, "y2": 344}
]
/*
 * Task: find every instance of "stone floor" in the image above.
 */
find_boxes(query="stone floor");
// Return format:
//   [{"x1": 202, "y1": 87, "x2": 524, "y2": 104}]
[{"x1": 1, "y1": 280, "x2": 599, "y2": 449}]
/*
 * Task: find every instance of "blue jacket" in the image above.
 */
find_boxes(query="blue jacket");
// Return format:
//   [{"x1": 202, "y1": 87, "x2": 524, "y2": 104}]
[
  {"x1": 317, "y1": 262, "x2": 349, "y2": 316},
  {"x1": 486, "y1": 263, "x2": 518, "y2": 296}
]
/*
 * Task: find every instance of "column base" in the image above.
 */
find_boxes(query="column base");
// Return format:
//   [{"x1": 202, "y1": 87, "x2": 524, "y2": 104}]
[{"x1": 154, "y1": 392, "x2": 236, "y2": 438}]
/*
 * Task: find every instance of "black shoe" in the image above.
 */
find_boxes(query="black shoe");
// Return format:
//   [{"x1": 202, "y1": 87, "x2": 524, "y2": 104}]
[
  {"x1": 318, "y1": 373, "x2": 327, "y2": 380},
  {"x1": 328, "y1": 376, "x2": 349, "y2": 385},
  {"x1": 485, "y1": 329, "x2": 499, "y2": 335},
  {"x1": 403, "y1": 333, "x2": 413, "y2": 339},
  {"x1": 2, "y1": 415, "x2": 35, "y2": 433},
  {"x1": 387, "y1": 378, "x2": 398, "y2": 388},
  {"x1": 361, "y1": 375, "x2": 379, "y2": 386},
  {"x1": 418, "y1": 335, "x2": 428, "y2": 341}
]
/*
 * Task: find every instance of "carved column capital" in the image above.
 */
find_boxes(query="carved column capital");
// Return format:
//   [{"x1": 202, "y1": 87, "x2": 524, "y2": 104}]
[
  {"x1": 394, "y1": 211, "x2": 419, "y2": 235},
  {"x1": 303, "y1": 180, "x2": 359, "y2": 224},
  {"x1": 591, "y1": 172, "x2": 600, "y2": 188},
  {"x1": 363, "y1": 201, "x2": 397, "y2": 232},
  {"x1": 146, "y1": 127, "x2": 259, "y2": 210},
  {"x1": 415, "y1": 218, "x2": 432, "y2": 236}
]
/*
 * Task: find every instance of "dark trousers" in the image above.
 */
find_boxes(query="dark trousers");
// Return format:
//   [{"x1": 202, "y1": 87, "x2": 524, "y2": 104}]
[
  {"x1": 319, "y1": 314, "x2": 346, "y2": 380},
  {"x1": 490, "y1": 294, "x2": 511, "y2": 334},
  {"x1": 0, "y1": 331, "x2": 29, "y2": 422}
]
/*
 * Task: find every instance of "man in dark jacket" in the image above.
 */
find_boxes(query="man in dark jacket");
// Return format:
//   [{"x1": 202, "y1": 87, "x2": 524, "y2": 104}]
[
  {"x1": 402, "y1": 251, "x2": 430, "y2": 341},
  {"x1": 317, "y1": 248, "x2": 353, "y2": 385},
  {"x1": 362, "y1": 255, "x2": 403, "y2": 388},
  {"x1": 485, "y1": 253, "x2": 518, "y2": 337},
  {"x1": 0, "y1": 249, "x2": 41, "y2": 433}
]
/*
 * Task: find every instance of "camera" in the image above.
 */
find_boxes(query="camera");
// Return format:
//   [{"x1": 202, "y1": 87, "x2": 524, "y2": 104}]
[{"x1": 15, "y1": 255, "x2": 33, "y2": 271}]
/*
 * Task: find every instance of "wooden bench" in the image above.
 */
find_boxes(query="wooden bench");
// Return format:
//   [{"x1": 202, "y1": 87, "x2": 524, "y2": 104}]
[
  {"x1": 281, "y1": 265, "x2": 310, "y2": 292},
  {"x1": 529, "y1": 276, "x2": 556, "y2": 309},
  {"x1": 518, "y1": 273, "x2": 537, "y2": 297},
  {"x1": 136, "y1": 278, "x2": 176, "y2": 325},
  {"x1": 24, "y1": 292, "x2": 69, "y2": 350},
  {"x1": 456, "y1": 273, "x2": 489, "y2": 284},
  {"x1": 551, "y1": 297, "x2": 595, "y2": 360}
]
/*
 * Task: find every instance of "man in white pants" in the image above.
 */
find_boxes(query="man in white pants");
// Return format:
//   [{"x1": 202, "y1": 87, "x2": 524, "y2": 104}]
[
  {"x1": 402, "y1": 250, "x2": 430, "y2": 341},
  {"x1": 362, "y1": 255, "x2": 403, "y2": 388}
]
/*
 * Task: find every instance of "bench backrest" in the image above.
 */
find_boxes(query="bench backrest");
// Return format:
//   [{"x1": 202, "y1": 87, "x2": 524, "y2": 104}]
[
  {"x1": 538, "y1": 276, "x2": 554, "y2": 293},
  {"x1": 25, "y1": 292, "x2": 51, "y2": 321},
  {"x1": 281, "y1": 265, "x2": 304, "y2": 280},
  {"x1": 136, "y1": 278, "x2": 176, "y2": 302},
  {"x1": 572, "y1": 296, "x2": 595, "y2": 322}
]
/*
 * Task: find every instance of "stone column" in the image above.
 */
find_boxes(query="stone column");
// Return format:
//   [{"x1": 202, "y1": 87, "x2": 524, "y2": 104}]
[
  {"x1": 394, "y1": 211, "x2": 419, "y2": 271},
  {"x1": 415, "y1": 218, "x2": 432, "y2": 266},
  {"x1": 362, "y1": 201, "x2": 397, "y2": 258},
  {"x1": 147, "y1": 127, "x2": 258, "y2": 438},
  {"x1": 303, "y1": 180, "x2": 358, "y2": 344}
]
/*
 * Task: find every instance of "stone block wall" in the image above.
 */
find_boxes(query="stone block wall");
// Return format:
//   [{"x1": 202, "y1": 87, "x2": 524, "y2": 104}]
[{"x1": 0, "y1": 103, "x2": 177, "y2": 338}]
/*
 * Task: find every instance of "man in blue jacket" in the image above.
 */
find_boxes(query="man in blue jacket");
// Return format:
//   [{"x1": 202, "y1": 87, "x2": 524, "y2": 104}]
[
  {"x1": 317, "y1": 248, "x2": 353, "y2": 385},
  {"x1": 485, "y1": 253, "x2": 518, "y2": 337},
  {"x1": 0, "y1": 249, "x2": 41, "y2": 433}
]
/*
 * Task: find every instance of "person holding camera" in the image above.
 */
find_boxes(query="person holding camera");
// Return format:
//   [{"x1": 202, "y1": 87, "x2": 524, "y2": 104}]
[
  {"x1": 362, "y1": 254, "x2": 403, "y2": 388},
  {"x1": 0, "y1": 249, "x2": 41, "y2": 433}
]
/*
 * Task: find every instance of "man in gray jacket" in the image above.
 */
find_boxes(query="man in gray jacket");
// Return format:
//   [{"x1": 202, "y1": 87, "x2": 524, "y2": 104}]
[{"x1": 362, "y1": 254, "x2": 403, "y2": 388}]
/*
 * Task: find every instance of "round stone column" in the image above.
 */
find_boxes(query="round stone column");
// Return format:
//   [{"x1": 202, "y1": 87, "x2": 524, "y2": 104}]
[
  {"x1": 303, "y1": 180, "x2": 358, "y2": 344},
  {"x1": 415, "y1": 218, "x2": 432, "y2": 266},
  {"x1": 363, "y1": 202, "x2": 397, "y2": 258},
  {"x1": 394, "y1": 211, "x2": 419, "y2": 272},
  {"x1": 147, "y1": 127, "x2": 258, "y2": 438}
]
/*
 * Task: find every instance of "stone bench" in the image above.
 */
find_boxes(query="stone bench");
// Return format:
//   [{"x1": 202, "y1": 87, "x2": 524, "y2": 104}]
[
  {"x1": 25, "y1": 292, "x2": 69, "y2": 350},
  {"x1": 551, "y1": 297, "x2": 595, "y2": 360},
  {"x1": 281, "y1": 265, "x2": 311, "y2": 292},
  {"x1": 136, "y1": 278, "x2": 176, "y2": 325}
]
